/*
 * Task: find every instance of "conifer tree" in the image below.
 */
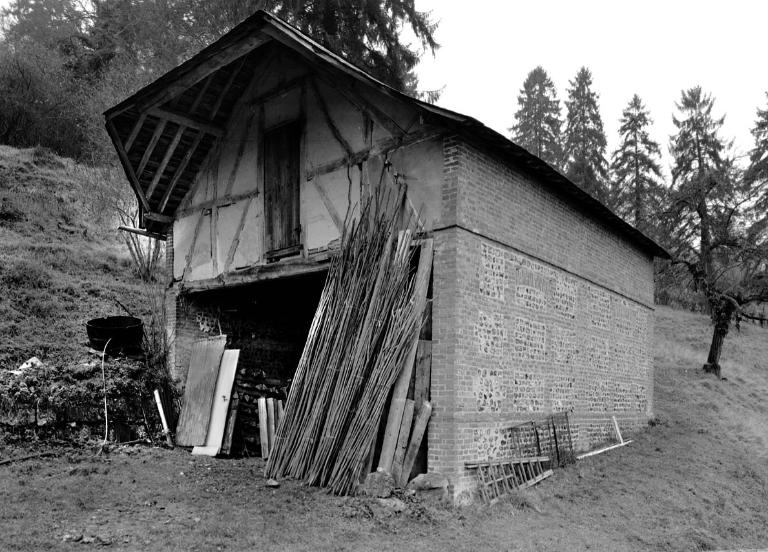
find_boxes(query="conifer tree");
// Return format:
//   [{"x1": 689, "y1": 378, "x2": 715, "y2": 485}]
[
  {"x1": 509, "y1": 66, "x2": 563, "y2": 168},
  {"x1": 563, "y1": 67, "x2": 609, "y2": 202},
  {"x1": 609, "y1": 94, "x2": 665, "y2": 232},
  {"x1": 746, "y1": 92, "x2": 768, "y2": 214}
]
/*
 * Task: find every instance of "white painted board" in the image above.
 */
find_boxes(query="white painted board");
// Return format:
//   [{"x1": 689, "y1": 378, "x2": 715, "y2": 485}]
[{"x1": 192, "y1": 349, "x2": 240, "y2": 456}]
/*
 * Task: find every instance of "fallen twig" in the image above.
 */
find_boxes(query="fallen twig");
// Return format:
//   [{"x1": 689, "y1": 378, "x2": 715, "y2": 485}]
[
  {"x1": 0, "y1": 451, "x2": 57, "y2": 466},
  {"x1": 115, "y1": 438, "x2": 152, "y2": 446},
  {"x1": 576, "y1": 440, "x2": 634, "y2": 460}
]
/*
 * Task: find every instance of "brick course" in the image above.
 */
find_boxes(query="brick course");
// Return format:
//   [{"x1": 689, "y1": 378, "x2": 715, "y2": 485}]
[{"x1": 430, "y1": 136, "x2": 655, "y2": 502}]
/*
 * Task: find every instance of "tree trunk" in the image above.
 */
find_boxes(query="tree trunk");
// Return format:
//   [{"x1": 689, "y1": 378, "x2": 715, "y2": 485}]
[{"x1": 703, "y1": 298, "x2": 737, "y2": 378}]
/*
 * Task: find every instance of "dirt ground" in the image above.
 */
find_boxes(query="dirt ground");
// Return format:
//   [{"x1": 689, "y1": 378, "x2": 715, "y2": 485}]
[{"x1": 2, "y1": 306, "x2": 768, "y2": 551}]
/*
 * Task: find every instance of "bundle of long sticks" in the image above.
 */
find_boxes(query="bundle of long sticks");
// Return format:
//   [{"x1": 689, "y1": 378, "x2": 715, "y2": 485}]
[{"x1": 266, "y1": 188, "x2": 424, "y2": 494}]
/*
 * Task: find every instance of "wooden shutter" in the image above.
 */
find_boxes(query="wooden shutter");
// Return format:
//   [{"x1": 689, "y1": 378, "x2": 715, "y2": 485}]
[{"x1": 263, "y1": 121, "x2": 301, "y2": 257}]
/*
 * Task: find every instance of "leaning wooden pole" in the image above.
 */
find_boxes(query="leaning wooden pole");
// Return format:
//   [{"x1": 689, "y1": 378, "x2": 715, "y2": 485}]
[{"x1": 378, "y1": 239, "x2": 433, "y2": 472}]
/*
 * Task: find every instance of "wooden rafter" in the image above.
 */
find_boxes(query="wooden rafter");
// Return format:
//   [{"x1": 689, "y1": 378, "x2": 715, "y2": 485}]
[
  {"x1": 144, "y1": 212, "x2": 174, "y2": 224},
  {"x1": 129, "y1": 34, "x2": 271, "y2": 114},
  {"x1": 190, "y1": 74, "x2": 215, "y2": 113},
  {"x1": 159, "y1": 132, "x2": 205, "y2": 213},
  {"x1": 136, "y1": 119, "x2": 168, "y2": 179},
  {"x1": 124, "y1": 113, "x2": 147, "y2": 153},
  {"x1": 210, "y1": 56, "x2": 248, "y2": 120},
  {"x1": 310, "y1": 77, "x2": 354, "y2": 158},
  {"x1": 118, "y1": 225, "x2": 167, "y2": 241},
  {"x1": 224, "y1": 50, "x2": 278, "y2": 129},
  {"x1": 105, "y1": 119, "x2": 150, "y2": 212},
  {"x1": 148, "y1": 107, "x2": 224, "y2": 137},
  {"x1": 146, "y1": 126, "x2": 185, "y2": 200}
]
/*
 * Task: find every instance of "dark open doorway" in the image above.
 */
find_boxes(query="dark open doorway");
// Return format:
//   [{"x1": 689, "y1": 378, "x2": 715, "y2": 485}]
[{"x1": 179, "y1": 270, "x2": 326, "y2": 454}]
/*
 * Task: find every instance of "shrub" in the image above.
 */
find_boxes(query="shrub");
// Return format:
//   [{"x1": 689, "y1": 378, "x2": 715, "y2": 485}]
[
  {"x1": 1, "y1": 259, "x2": 53, "y2": 290},
  {"x1": 0, "y1": 42, "x2": 95, "y2": 160}
]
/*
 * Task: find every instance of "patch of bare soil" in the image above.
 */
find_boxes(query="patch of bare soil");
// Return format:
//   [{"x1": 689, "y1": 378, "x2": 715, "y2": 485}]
[{"x1": 1, "y1": 307, "x2": 768, "y2": 551}]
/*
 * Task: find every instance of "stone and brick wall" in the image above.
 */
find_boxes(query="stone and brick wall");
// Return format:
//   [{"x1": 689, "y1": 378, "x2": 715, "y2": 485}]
[{"x1": 430, "y1": 136, "x2": 656, "y2": 501}]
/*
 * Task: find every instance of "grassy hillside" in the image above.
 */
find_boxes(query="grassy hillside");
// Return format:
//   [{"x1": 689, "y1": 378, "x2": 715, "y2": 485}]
[
  {"x1": 2, "y1": 302, "x2": 768, "y2": 550},
  {"x1": 1, "y1": 145, "x2": 767, "y2": 550},
  {"x1": 0, "y1": 146, "x2": 150, "y2": 369}
]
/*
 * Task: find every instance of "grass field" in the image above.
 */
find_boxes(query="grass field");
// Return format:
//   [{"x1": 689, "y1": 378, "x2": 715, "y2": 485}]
[
  {"x1": 1, "y1": 306, "x2": 766, "y2": 551},
  {"x1": 0, "y1": 146, "x2": 148, "y2": 369},
  {"x1": 1, "y1": 147, "x2": 767, "y2": 550}
]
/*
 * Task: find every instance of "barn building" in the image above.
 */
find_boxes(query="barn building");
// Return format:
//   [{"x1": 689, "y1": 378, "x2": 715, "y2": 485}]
[{"x1": 104, "y1": 11, "x2": 668, "y2": 500}]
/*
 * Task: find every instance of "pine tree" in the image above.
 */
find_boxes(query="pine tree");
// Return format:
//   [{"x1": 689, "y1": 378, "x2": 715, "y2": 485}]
[
  {"x1": 563, "y1": 67, "x2": 609, "y2": 202},
  {"x1": 746, "y1": 92, "x2": 768, "y2": 213},
  {"x1": 184, "y1": 0, "x2": 438, "y2": 94},
  {"x1": 2, "y1": 0, "x2": 439, "y2": 93},
  {"x1": 609, "y1": 94, "x2": 664, "y2": 232},
  {"x1": 509, "y1": 66, "x2": 563, "y2": 168}
]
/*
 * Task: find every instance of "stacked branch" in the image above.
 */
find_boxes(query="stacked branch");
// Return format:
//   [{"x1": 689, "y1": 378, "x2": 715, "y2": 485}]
[{"x1": 266, "y1": 189, "x2": 423, "y2": 495}]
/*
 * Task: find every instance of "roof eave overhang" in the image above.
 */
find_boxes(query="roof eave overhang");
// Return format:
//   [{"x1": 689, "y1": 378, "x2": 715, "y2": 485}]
[{"x1": 103, "y1": 10, "x2": 671, "y2": 260}]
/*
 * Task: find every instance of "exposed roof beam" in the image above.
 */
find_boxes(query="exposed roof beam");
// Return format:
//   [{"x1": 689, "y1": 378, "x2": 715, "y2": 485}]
[
  {"x1": 118, "y1": 225, "x2": 167, "y2": 241},
  {"x1": 148, "y1": 107, "x2": 225, "y2": 137},
  {"x1": 144, "y1": 212, "x2": 174, "y2": 224},
  {"x1": 210, "y1": 56, "x2": 248, "y2": 120},
  {"x1": 136, "y1": 119, "x2": 168, "y2": 179},
  {"x1": 146, "y1": 126, "x2": 185, "y2": 200},
  {"x1": 190, "y1": 74, "x2": 215, "y2": 114},
  {"x1": 124, "y1": 113, "x2": 147, "y2": 153},
  {"x1": 130, "y1": 34, "x2": 271, "y2": 114},
  {"x1": 159, "y1": 132, "x2": 205, "y2": 213},
  {"x1": 224, "y1": 50, "x2": 277, "y2": 130},
  {"x1": 105, "y1": 119, "x2": 150, "y2": 213}
]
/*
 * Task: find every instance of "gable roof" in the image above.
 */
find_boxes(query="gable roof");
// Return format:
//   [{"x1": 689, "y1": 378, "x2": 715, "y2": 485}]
[{"x1": 104, "y1": 10, "x2": 669, "y2": 259}]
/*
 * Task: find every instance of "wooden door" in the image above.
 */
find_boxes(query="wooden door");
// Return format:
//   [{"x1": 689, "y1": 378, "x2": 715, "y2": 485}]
[{"x1": 263, "y1": 121, "x2": 301, "y2": 257}]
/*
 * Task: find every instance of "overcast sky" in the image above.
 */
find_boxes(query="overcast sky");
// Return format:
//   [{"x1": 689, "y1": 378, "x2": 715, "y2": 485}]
[
  {"x1": 410, "y1": 0, "x2": 768, "y2": 172},
  {"x1": 1, "y1": 0, "x2": 765, "y2": 172}
]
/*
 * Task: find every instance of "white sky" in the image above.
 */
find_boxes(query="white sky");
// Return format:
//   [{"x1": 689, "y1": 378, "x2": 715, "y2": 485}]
[
  {"x1": 1, "y1": 0, "x2": 765, "y2": 172},
  {"x1": 410, "y1": 0, "x2": 768, "y2": 173}
]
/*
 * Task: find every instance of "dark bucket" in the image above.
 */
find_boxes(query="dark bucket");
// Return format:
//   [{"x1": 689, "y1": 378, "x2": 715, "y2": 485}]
[{"x1": 86, "y1": 316, "x2": 144, "y2": 354}]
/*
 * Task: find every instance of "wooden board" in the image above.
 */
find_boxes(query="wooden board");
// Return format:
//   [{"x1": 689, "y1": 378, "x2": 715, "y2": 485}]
[
  {"x1": 266, "y1": 398, "x2": 276, "y2": 453},
  {"x1": 258, "y1": 397, "x2": 269, "y2": 458},
  {"x1": 399, "y1": 401, "x2": 431, "y2": 487},
  {"x1": 175, "y1": 336, "x2": 227, "y2": 446},
  {"x1": 378, "y1": 240, "x2": 433, "y2": 471},
  {"x1": 220, "y1": 396, "x2": 240, "y2": 456},
  {"x1": 412, "y1": 340, "x2": 432, "y2": 413},
  {"x1": 192, "y1": 349, "x2": 240, "y2": 456},
  {"x1": 391, "y1": 399, "x2": 414, "y2": 484}
]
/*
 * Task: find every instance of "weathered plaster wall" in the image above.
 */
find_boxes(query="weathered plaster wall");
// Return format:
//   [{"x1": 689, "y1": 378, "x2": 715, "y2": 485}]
[
  {"x1": 169, "y1": 49, "x2": 443, "y2": 283},
  {"x1": 428, "y1": 136, "x2": 656, "y2": 501}
]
